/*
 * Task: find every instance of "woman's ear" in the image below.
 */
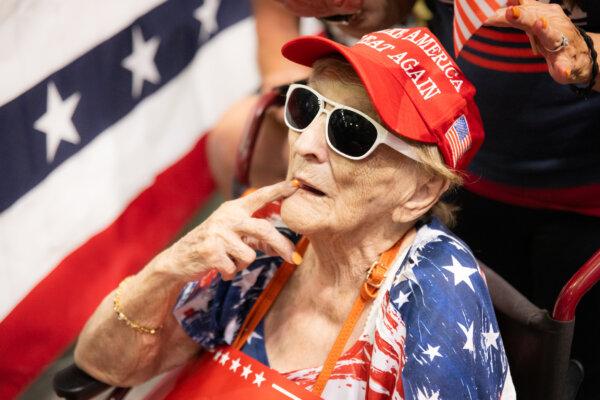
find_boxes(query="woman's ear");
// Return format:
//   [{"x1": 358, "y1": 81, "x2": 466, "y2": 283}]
[{"x1": 392, "y1": 175, "x2": 449, "y2": 224}]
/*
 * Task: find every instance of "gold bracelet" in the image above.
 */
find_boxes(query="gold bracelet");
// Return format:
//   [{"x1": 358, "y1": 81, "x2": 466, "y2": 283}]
[{"x1": 113, "y1": 276, "x2": 161, "y2": 335}]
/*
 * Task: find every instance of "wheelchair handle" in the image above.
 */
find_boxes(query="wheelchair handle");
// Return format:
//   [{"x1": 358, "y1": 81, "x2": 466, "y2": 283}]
[{"x1": 553, "y1": 248, "x2": 600, "y2": 321}]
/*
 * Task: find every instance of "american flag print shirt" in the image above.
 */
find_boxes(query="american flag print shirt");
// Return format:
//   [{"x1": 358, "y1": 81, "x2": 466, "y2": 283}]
[{"x1": 174, "y1": 214, "x2": 516, "y2": 399}]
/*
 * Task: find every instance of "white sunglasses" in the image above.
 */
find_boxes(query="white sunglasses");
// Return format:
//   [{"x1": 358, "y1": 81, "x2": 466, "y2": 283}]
[{"x1": 284, "y1": 84, "x2": 419, "y2": 162}]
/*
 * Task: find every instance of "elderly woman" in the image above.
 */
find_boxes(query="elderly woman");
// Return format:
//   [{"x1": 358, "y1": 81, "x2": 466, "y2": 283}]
[{"x1": 75, "y1": 28, "x2": 515, "y2": 399}]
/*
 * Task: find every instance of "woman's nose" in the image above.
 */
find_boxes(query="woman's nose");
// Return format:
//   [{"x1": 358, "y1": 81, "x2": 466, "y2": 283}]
[{"x1": 291, "y1": 113, "x2": 329, "y2": 163}]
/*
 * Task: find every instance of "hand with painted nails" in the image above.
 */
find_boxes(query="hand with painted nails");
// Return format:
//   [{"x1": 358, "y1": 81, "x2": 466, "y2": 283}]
[
  {"x1": 160, "y1": 180, "x2": 300, "y2": 281},
  {"x1": 486, "y1": 0, "x2": 598, "y2": 87}
]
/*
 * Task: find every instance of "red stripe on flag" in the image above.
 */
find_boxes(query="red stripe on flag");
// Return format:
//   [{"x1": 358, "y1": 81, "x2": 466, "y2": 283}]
[
  {"x1": 465, "y1": 0, "x2": 489, "y2": 26},
  {"x1": 483, "y1": 0, "x2": 501, "y2": 11},
  {"x1": 454, "y1": 16, "x2": 468, "y2": 55},
  {"x1": 0, "y1": 134, "x2": 215, "y2": 399},
  {"x1": 466, "y1": 39, "x2": 540, "y2": 58},
  {"x1": 461, "y1": 49, "x2": 548, "y2": 72},
  {"x1": 455, "y1": 0, "x2": 478, "y2": 36}
]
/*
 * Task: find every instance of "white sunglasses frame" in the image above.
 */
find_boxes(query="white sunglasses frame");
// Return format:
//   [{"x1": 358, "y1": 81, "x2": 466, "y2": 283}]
[{"x1": 284, "y1": 84, "x2": 419, "y2": 162}]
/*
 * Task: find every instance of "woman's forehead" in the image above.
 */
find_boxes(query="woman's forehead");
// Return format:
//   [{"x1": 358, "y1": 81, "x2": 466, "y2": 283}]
[{"x1": 309, "y1": 73, "x2": 380, "y2": 121}]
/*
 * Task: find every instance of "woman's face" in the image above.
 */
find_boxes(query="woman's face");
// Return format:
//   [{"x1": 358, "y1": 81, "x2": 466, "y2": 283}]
[{"x1": 280, "y1": 76, "x2": 423, "y2": 236}]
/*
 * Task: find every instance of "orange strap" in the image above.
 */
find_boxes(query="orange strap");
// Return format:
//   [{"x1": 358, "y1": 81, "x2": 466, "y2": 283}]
[
  {"x1": 231, "y1": 230, "x2": 410, "y2": 396},
  {"x1": 232, "y1": 237, "x2": 309, "y2": 349},
  {"x1": 310, "y1": 237, "x2": 404, "y2": 395}
]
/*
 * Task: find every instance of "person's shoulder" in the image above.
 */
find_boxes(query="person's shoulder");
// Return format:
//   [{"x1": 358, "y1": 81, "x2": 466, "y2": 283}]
[{"x1": 390, "y1": 217, "x2": 491, "y2": 314}]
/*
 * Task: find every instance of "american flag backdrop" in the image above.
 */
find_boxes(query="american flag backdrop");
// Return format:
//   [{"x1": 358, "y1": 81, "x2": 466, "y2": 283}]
[
  {"x1": 0, "y1": 0, "x2": 260, "y2": 397},
  {"x1": 451, "y1": 0, "x2": 508, "y2": 55}
]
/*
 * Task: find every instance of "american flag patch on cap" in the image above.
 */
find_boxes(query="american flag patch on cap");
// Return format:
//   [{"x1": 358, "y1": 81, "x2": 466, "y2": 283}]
[{"x1": 445, "y1": 115, "x2": 471, "y2": 167}]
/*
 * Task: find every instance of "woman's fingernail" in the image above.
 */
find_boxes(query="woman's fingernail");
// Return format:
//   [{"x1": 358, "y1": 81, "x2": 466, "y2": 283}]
[
  {"x1": 512, "y1": 6, "x2": 521, "y2": 19},
  {"x1": 541, "y1": 17, "x2": 548, "y2": 29},
  {"x1": 565, "y1": 68, "x2": 571, "y2": 79},
  {"x1": 291, "y1": 179, "x2": 301, "y2": 188},
  {"x1": 292, "y1": 251, "x2": 303, "y2": 265}
]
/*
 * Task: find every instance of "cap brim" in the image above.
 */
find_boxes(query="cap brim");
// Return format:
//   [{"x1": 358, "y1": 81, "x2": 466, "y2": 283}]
[{"x1": 282, "y1": 36, "x2": 435, "y2": 144}]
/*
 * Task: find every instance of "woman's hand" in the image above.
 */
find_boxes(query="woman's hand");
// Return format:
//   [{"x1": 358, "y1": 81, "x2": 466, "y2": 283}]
[
  {"x1": 486, "y1": 0, "x2": 595, "y2": 86},
  {"x1": 159, "y1": 180, "x2": 299, "y2": 281}
]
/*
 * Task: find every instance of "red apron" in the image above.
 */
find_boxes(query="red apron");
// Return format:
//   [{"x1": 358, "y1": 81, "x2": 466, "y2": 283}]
[{"x1": 164, "y1": 346, "x2": 322, "y2": 400}]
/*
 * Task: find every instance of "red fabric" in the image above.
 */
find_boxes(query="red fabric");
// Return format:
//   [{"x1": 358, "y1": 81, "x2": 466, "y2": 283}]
[
  {"x1": 281, "y1": 28, "x2": 485, "y2": 170},
  {"x1": 0, "y1": 135, "x2": 215, "y2": 399},
  {"x1": 465, "y1": 176, "x2": 600, "y2": 217},
  {"x1": 460, "y1": 49, "x2": 548, "y2": 73},
  {"x1": 165, "y1": 346, "x2": 322, "y2": 400}
]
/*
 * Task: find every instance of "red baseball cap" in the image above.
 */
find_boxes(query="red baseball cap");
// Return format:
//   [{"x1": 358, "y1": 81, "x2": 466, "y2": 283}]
[{"x1": 281, "y1": 27, "x2": 484, "y2": 170}]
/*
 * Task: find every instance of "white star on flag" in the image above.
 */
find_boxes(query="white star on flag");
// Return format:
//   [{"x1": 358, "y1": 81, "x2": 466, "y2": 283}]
[
  {"x1": 193, "y1": 289, "x2": 213, "y2": 312},
  {"x1": 458, "y1": 322, "x2": 475, "y2": 353},
  {"x1": 240, "y1": 364, "x2": 253, "y2": 379},
  {"x1": 233, "y1": 266, "x2": 264, "y2": 298},
  {"x1": 212, "y1": 350, "x2": 222, "y2": 361},
  {"x1": 417, "y1": 387, "x2": 440, "y2": 400},
  {"x1": 247, "y1": 331, "x2": 263, "y2": 345},
  {"x1": 253, "y1": 371, "x2": 266, "y2": 387},
  {"x1": 219, "y1": 351, "x2": 230, "y2": 366},
  {"x1": 422, "y1": 344, "x2": 442, "y2": 362},
  {"x1": 482, "y1": 325, "x2": 500, "y2": 350},
  {"x1": 393, "y1": 290, "x2": 411, "y2": 308},
  {"x1": 194, "y1": 0, "x2": 220, "y2": 42},
  {"x1": 443, "y1": 256, "x2": 477, "y2": 291},
  {"x1": 398, "y1": 261, "x2": 419, "y2": 285},
  {"x1": 121, "y1": 26, "x2": 161, "y2": 98},
  {"x1": 229, "y1": 358, "x2": 241, "y2": 372},
  {"x1": 34, "y1": 81, "x2": 81, "y2": 163}
]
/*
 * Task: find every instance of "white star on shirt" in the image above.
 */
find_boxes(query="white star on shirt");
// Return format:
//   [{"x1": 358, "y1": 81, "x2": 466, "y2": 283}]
[
  {"x1": 121, "y1": 26, "x2": 161, "y2": 98},
  {"x1": 247, "y1": 331, "x2": 263, "y2": 344},
  {"x1": 233, "y1": 266, "x2": 264, "y2": 297},
  {"x1": 218, "y1": 351, "x2": 230, "y2": 366},
  {"x1": 253, "y1": 371, "x2": 266, "y2": 387},
  {"x1": 229, "y1": 358, "x2": 241, "y2": 372},
  {"x1": 417, "y1": 387, "x2": 440, "y2": 400},
  {"x1": 240, "y1": 364, "x2": 253, "y2": 379},
  {"x1": 194, "y1": 290, "x2": 212, "y2": 312},
  {"x1": 393, "y1": 290, "x2": 411, "y2": 308},
  {"x1": 397, "y1": 261, "x2": 419, "y2": 285},
  {"x1": 443, "y1": 256, "x2": 477, "y2": 292},
  {"x1": 422, "y1": 344, "x2": 442, "y2": 362},
  {"x1": 34, "y1": 81, "x2": 81, "y2": 163},
  {"x1": 212, "y1": 350, "x2": 222, "y2": 361},
  {"x1": 458, "y1": 322, "x2": 475, "y2": 353},
  {"x1": 194, "y1": 0, "x2": 220, "y2": 42},
  {"x1": 482, "y1": 325, "x2": 500, "y2": 350}
]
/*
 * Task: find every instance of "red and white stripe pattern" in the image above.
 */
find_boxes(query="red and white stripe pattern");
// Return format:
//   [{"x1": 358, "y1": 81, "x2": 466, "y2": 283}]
[
  {"x1": 0, "y1": 1, "x2": 260, "y2": 397},
  {"x1": 445, "y1": 114, "x2": 472, "y2": 167},
  {"x1": 453, "y1": 0, "x2": 508, "y2": 55}
]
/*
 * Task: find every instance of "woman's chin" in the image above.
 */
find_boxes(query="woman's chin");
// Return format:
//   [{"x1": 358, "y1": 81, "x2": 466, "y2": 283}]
[{"x1": 280, "y1": 194, "x2": 330, "y2": 234}]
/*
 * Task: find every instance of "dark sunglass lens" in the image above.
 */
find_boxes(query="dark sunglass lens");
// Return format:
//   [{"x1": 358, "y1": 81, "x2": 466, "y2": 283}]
[
  {"x1": 328, "y1": 109, "x2": 378, "y2": 157},
  {"x1": 286, "y1": 88, "x2": 320, "y2": 130}
]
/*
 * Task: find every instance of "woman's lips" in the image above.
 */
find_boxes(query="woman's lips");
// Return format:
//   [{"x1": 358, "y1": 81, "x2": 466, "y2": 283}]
[{"x1": 294, "y1": 178, "x2": 326, "y2": 196}]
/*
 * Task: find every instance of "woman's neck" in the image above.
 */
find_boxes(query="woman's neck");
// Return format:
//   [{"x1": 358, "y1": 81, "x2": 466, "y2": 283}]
[{"x1": 300, "y1": 220, "x2": 415, "y2": 289}]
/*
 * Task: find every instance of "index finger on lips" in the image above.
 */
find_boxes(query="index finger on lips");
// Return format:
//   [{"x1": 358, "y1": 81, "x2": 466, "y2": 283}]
[{"x1": 240, "y1": 180, "x2": 299, "y2": 214}]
